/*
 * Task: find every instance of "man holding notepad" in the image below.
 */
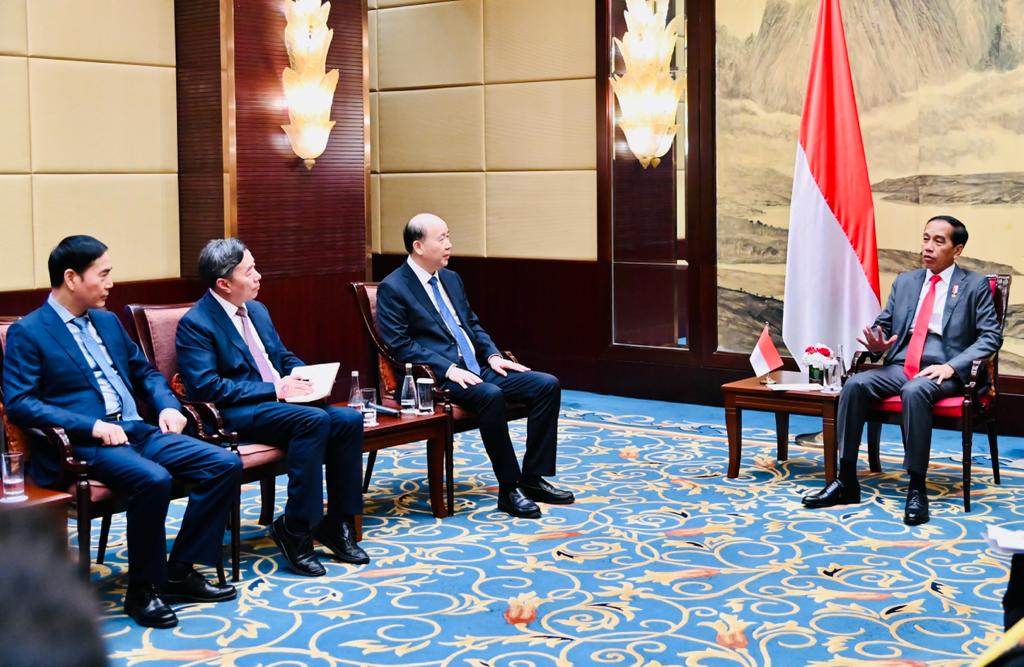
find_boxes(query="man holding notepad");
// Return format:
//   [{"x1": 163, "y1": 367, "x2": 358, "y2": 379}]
[{"x1": 176, "y1": 238, "x2": 369, "y2": 575}]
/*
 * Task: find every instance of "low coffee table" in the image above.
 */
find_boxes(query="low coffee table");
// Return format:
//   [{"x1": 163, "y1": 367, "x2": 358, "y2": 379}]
[
  {"x1": 722, "y1": 370, "x2": 840, "y2": 482},
  {"x1": 0, "y1": 482, "x2": 73, "y2": 550}
]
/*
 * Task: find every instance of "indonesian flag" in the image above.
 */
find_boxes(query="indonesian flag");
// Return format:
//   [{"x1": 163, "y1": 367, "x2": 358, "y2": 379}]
[
  {"x1": 750, "y1": 323, "x2": 784, "y2": 377},
  {"x1": 782, "y1": 0, "x2": 880, "y2": 371}
]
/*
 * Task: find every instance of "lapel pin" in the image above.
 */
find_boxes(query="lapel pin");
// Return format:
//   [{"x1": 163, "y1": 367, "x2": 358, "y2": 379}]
[{"x1": 951, "y1": 284, "x2": 959, "y2": 298}]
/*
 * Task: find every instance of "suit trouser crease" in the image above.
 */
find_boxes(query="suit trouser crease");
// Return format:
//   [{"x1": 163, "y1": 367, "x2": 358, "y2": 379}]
[
  {"x1": 837, "y1": 363, "x2": 962, "y2": 475},
  {"x1": 240, "y1": 403, "x2": 364, "y2": 527},
  {"x1": 443, "y1": 369, "x2": 559, "y2": 485},
  {"x1": 75, "y1": 422, "x2": 242, "y2": 585}
]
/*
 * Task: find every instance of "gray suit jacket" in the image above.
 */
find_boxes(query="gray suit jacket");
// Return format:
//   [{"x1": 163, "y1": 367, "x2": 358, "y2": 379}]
[{"x1": 873, "y1": 265, "x2": 1002, "y2": 383}]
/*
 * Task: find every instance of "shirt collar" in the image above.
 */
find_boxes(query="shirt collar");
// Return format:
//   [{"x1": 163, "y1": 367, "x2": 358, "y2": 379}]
[
  {"x1": 406, "y1": 256, "x2": 437, "y2": 287},
  {"x1": 209, "y1": 288, "x2": 246, "y2": 319},
  {"x1": 47, "y1": 293, "x2": 78, "y2": 325},
  {"x1": 929, "y1": 263, "x2": 956, "y2": 286}
]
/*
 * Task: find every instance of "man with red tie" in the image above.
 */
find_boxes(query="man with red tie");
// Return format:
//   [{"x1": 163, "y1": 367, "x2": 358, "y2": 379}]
[{"x1": 802, "y1": 216, "x2": 1002, "y2": 524}]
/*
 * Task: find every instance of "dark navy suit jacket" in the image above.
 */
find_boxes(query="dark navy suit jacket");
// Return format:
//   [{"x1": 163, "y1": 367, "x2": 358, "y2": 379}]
[
  {"x1": 176, "y1": 291, "x2": 302, "y2": 430},
  {"x1": 3, "y1": 302, "x2": 181, "y2": 486},
  {"x1": 375, "y1": 262, "x2": 500, "y2": 377}
]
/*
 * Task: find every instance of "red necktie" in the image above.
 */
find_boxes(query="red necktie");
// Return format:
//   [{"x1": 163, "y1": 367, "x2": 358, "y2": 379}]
[{"x1": 904, "y1": 274, "x2": 942, "y2": 379}]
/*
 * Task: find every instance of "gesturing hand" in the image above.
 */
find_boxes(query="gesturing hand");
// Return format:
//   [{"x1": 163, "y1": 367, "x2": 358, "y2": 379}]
[
  {"x1": 446, "y1": 366, "x2": 482, "y2": 389},
  {"x1": 856, "y1": 325, "x2": 897, "y2": 355},
  {"x1": 92, "y1": 420, "x2": 128, "y2": 446}
]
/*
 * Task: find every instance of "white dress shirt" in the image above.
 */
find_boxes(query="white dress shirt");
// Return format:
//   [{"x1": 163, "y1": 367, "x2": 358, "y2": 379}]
[
  {"x1": 209, "y1": 289, "x2": 281, "y2": 381},
  {"x1": 910, "y1": 263, "x2": 956, "y2": 335}
]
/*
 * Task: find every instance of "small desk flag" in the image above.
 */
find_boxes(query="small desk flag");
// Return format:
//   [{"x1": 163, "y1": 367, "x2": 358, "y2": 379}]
[{"x1": 750, "y1": 323, "x2": 783, "y2": 377}]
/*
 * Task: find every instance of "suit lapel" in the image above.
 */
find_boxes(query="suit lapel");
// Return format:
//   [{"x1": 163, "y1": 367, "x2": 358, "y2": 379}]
[
  {"x1": 40, "y1": 303, "x2": 102, "y2": 395},
  {"x1": 941, "y1": 265, "x2": 967, "y2": 332},
  {"x1": 247, "y1": 304, "x2": 281, "y2": 374},
  {"x1": 438, "y1": 270, "x2": 472, "y2": 336},
  {"x1": 89, "y1": 310, "x2": 132, "y2": 387},
  {"x1": 201, "y1": 292, "x2": 257, "y2": 370},
  {"x1": 403, "y1": 264, "x2": 454, "y2": 341}
]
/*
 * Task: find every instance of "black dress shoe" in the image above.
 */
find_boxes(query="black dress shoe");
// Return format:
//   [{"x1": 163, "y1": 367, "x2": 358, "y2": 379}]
[
  {"x1": 904, "y1": 488, "x2": 929, "y2": 525},
  {"x1": 162, "y1": 568, "x2": 237, "y2": 603},
  {"x1": 124, "y1": 584, "x2": 177, "y2": 629},
  {"x1": 520, "y1": 478, "x2": 575, "y2": 505},
  {"x1": 315, "y1": 520, "x2": 370, "y2": 565},
  {"x1": 802, "y1": 478, "x2": 861, "y2": 508},
  {"x1": 269, "y1": 516, "x2": 326, "y2": 577},
  {"x1": 497, "y1": 488, "x2": 542, "y2": 518}
]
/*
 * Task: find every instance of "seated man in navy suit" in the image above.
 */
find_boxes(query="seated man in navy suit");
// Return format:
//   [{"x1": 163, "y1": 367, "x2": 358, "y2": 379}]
[
  {"x1": 3, "y1": 235, "x2": 242, "y2": 628},
  {"x1": 176, "y1": 238, "x2": 367, "y2": 576},
  {"x1": 375, "y1": 213, "x2": 574, "y2": 519},
  {"x1": 802, "y1": 216, "x2": 1002, "y2": 524}
]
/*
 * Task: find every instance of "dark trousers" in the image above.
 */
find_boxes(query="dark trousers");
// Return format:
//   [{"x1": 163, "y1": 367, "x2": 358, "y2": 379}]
[
  {"x1": 443, "y1": 369, "x2": 560, "y2": 486},
  {"x1": 1006, "y1": 554, "x2": 1024, "y2": 631},
  {"x1": 837, "y1": 363, "x2": 961, "y2": 475},
  {"x1": 72, "y1": 421, "x2": 242, "y2": 586},
  {"x1": 236, "y1": 402, "x2": 363, "y2": 527}
]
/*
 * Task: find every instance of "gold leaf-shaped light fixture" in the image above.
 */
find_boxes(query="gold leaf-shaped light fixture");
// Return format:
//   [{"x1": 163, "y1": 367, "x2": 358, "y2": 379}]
[
  {"x1": 281, "y1": 0, "x2": 339, "y2": 170},
  {"x1": 610, "y1": 0, "x2": 685, "y2": 169}
]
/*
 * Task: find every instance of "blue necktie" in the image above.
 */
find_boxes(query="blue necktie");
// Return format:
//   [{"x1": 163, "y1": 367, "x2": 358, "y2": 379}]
[
  {"x1": 427, "y1": 276, "x2": 481, "y2": 375},
  {"x1": 71, "y1": 316, "x2": 141, "y2": 421}
]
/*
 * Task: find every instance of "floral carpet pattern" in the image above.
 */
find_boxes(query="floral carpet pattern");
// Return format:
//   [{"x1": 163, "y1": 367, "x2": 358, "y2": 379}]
[{"x1": 93, "y1": 392, "x2": 1021, "y2": 666}]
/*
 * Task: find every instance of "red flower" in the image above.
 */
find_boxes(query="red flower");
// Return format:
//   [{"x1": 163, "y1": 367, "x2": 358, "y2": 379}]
[{"x1": 805, "y1": 346, "x2": 816, "y2": 354}]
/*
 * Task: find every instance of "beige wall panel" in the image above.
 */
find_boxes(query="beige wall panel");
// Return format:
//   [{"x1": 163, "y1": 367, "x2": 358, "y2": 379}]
[
  {"x1": 486, "y1": 171, "x2": 596, "y2": 260},
  {"x1": 379, "y1": 87, "x2": 484, "y2": 172},
  {"x1": 370, "y1": 93, "x2": 380, "y2": 173},
  {"x1": 32, "y1": 174, "x2": 180, "y2": 286},
  {"x1": 27, "y1": 0, "x2": 175, "y2": 66},
  {"x1": 484, "y1": 0, "x2": 595, "y2": 83},
  {"x1": 379, "y1": 173, "x2": 485, "y2": 255},
  {"x1": 0, "y1": 57, "x2": 30, "y2": 173},
  {"x1": 0, "y1": 0, "x2": 27, "y2": 56},
  {"x1": 368, "y1": 0, "x2": 377, "y2": 8},
  {"x1": 378, "y1": 0, "x2": 452, "y2": 8},
  {"x1": 485, "y1": 79, "x2": 595, "y2": 171},
  {"x1": 0, "y1": 176, "x2": 35, "y2": 290},
  {"x1": 369, "y1": 9, "x2": 379, "y2": 92},
  {"x1": 377, "y1": 0, "x2": 483, "y2": 89},
  {"x1": 29, "y1": 59, "x2": 178, "y2": 173},
  {"x1": 371, "y1": 174, "x2": 381, "y2": 253}
]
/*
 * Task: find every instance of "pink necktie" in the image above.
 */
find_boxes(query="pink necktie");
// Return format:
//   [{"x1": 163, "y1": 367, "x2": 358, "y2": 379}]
[
  {"x1": 904, "y1": 274, "x2": 942, "y2": 379},
  {"x1": 237, "y1": 306, "x2": 275, "y2": 382}
]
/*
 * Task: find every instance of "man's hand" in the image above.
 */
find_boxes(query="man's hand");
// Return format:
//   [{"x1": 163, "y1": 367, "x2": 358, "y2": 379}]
[
  {"x1": 92, "y1": 420, "x2": 128, "y2": 446},
  {"x1": 158, "y1": 408, "x2": 188, "y2": 434},
  {"x1": 275, "y1": 376, "x2": 314, "y2": 400},
  {"x1": 916, "y1": 363, "x2": 956, "y2": 383},
  {"x1": 488, "y1": 356, "x2": 530, "y2": 377},
  {"x1": 446, "y1": 366, "x2": 482, "y2": 389},
  {"x1": 856, "y1": 325, "x2": 897, "y2": 355}
]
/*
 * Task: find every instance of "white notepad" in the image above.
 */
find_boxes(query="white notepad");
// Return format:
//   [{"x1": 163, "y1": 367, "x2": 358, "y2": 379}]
[{"x1": 284, "y1": 362, "x2": 341, "y2": 403}]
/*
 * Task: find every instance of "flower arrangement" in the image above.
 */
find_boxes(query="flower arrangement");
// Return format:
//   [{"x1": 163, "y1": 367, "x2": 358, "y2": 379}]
[{"x1": 802, "y1": 344, "x2": 833, "y2": 369}]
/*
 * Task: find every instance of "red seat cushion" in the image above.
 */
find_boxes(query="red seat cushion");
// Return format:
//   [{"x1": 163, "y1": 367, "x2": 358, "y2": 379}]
[
  {"x1": 65, "y1": 479, "x2": 114, "y2": 504},
  {"x1": 238, "y1": 443, "x2": 285, "y2": 468},
  {"x1": 878, "y1": 393, "x2": 992, "y2": 418}
]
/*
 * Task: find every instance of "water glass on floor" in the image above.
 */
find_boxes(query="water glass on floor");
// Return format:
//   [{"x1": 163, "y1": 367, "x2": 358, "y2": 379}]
[{"x1": 1, "y1": 451, "x2": 27, "y2": 502}]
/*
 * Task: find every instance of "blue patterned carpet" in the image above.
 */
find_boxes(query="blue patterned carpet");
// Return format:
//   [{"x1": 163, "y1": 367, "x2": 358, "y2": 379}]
[{"x1": 91, "y1": 391, "x2": 1023, "y2": 666}]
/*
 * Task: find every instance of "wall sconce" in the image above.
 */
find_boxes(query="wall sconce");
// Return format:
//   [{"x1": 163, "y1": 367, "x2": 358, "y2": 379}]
[
  {"x1": 610, "y1": 0, "x2": 685, "y2": 169},
  {"x1": 281, "y1": 0, "x2": 339, "y2": 170}
]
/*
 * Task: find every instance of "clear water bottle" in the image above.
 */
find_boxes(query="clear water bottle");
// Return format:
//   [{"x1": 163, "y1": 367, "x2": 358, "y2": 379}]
[
  {"x1": 348, "y1": 370, "x2": 363, "y2": 409},
  {"x1": 400, "y1": 363, "x2": 417, "y2": 414}
]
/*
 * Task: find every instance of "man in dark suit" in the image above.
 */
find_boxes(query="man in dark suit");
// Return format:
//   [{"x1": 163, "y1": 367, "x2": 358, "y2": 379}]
[
  {"x1": 3, "y1": 235, "x2": 242, "y2": 628},
  {"x1": 176, "y1": 238, "x2": 367, "y2": 576},
  {"x1": 802, "y1": 216, "x2": 1002, "y2": 524},
  {"x1": 375, "y1": 213, "x2": 574, "y2": 519}
]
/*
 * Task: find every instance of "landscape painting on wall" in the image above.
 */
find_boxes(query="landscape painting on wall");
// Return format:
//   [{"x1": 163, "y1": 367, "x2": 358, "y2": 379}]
[{"x1": 716, "y1": 0, "x2": 1024, "y2": 374}]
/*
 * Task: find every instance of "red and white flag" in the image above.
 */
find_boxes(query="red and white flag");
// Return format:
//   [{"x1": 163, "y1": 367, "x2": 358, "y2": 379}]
[
  {"x1": 750, "y1": 323, "x2": 784, "y2": 377},
  {"x1": 782, "y1": 0, "x2": 880, "y2": 371}
]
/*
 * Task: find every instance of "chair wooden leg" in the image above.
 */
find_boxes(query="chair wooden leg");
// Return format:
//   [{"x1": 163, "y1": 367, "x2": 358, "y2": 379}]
[
  {"x1": 258, "y1": 477, "x2": 275, "y2": 526},
  {"x1": 988, "y1": 421, "x2": 1001, "y2": 485},
  {"x1": 76, "y1": 514, "x2": 91, "y2": 578},
  {"x1": 962, "y1": 425, "x2": 972, "y2": 512},
  {"x1": 867, "y1": 422, "x2": 883, "y2": 473},
  {"x1": 96, "y1": 513, "x2": 112, "y2": 564},
  {"x1": 363, "y1": 450, "x2": 377, "y2": 493},
  {"x1": 232, "y1": 488, "x2": 241, "y2": 583}
]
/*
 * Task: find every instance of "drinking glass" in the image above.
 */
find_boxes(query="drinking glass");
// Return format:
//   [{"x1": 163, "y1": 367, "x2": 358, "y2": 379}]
[
  {"x1": 359, "y1": 388, "x2": 378, "y2": 427},
  {"x1": 1, "y1": 451, "x2": 27, "y2": 502},
  {"x1": 822, "y1": 359, "x2": 842, "y2": 394},
  {"x1": 416, "y1": 378, "x2": 435, "y2": 414}
]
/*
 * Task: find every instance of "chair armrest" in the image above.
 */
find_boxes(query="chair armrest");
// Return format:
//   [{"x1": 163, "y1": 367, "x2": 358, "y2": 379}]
[
  {"x1": 27, "y1": 426, "x2": 88, "y2": 478},
  {"x1": 180, "y1": 399, "x2": 239, "y2": 450},
  {"x1": 965, "y1": 352, "x2": 998, "y2": 401},
  {"x1": 502, "y1": 350, "x2": 520, "y2": 364}
]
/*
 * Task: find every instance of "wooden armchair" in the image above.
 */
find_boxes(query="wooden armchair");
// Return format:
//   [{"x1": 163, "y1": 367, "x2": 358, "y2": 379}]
[
  {"x1": 350, "y1": 282, "x2": 529, "y2": 513},
  {"x1": 851, "y1": 274, "x2": 1011, "y2": 511},
  {"x1": 125, "y1": 303, "x2": 286, "y2": 582}
]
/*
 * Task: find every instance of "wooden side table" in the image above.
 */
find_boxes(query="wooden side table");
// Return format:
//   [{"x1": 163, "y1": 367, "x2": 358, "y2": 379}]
[
  {"x1": 0, "y1": 482, "x2": 73, "y2": 552},
  {"x1": 722, "y1": 371, "x2": 840, "y2": 482}
]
